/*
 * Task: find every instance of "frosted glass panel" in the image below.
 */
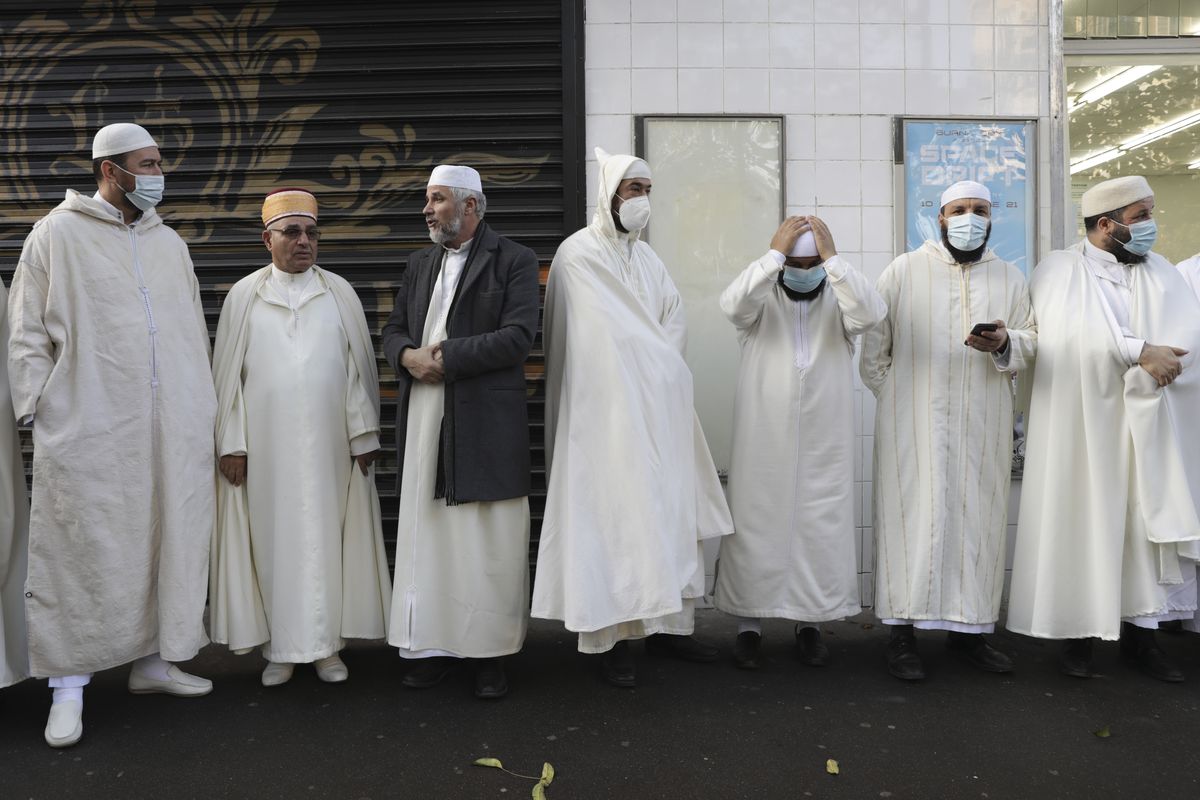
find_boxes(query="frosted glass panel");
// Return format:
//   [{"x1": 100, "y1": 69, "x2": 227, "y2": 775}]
[{"x1": 639, "y1": 116, "x2": 784, "y2": 473}]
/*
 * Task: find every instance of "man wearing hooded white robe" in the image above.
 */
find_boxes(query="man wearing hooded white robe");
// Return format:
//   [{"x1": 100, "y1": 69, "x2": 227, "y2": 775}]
[
  {"x1": 860, "y1": 181, "x2": 1036, "y2": 681},
  {"x1": 1008, "y1": 176, "x2": 1200, "y2": 682},
  {"x1": 533, "y1": 148, "x2": 733, "y2": 686},
  {"x1": 7, "y1": 123, "x2": 216, "y2": 748},
  {"x1": 0, "y1": 281, "x2": 30, "y2": 691},
  {"x1": 209, "y1": 189, "x2": 390, "y2": 687},
  {"x1": 714, "y1": 217, "x2": 884, "y2": 669}
]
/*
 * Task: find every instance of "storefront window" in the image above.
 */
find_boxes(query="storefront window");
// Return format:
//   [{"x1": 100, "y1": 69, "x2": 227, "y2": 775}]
[
  {"x1": 1065, "y1": 0, "x2": 1200, "y2": 37},
  {"x1": 1067, "y1": 59, "x2": 1200, "y2": 262}
]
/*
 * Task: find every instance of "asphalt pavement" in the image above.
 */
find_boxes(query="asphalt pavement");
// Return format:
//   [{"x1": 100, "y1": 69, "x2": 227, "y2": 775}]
[{"x1": 2, "y1": 612, "x2": 1198, "y2": 799}]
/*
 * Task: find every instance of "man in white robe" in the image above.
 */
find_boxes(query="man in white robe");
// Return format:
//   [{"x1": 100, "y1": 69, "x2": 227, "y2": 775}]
[
  {"x1": 860, "y1": 180, "x2": 1036, "y2": 681},
  {"x1": 1008, "y1": 176, "x2": 1200, "y2": 681},
  {"x1": 7, "y1": 123, "x2": 216, "y2": 748},
  {"x1": 1, "y1": 281, "x2": 30, "y2": 693},
  {"x1": 714, "y1": 216, "x2": 885, "y2": 669},
  {"x1": 1174, "y1": 251, "x2": 1200, "y2": 635},
  {"x1": 532, "y1": 148, "x2": 734, "y2": 688},
  {"x1": 382, "y1": 165, "x2": 539, "y2": 699},
  {"x1": 209, "y1": 189, "x2": 390, "y2": 687}
]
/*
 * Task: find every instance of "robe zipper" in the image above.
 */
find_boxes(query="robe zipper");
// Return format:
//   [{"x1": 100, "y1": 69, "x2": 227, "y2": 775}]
[
  {"x1": 794, "y1": 297, "x2": 810, "y2": 370},
  {"x1": 128, "y1": 227, "x2": 160, "y2": 400}
]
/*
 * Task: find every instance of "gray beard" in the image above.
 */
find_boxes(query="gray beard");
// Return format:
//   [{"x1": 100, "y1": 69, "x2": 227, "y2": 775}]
[{"x1": 427, "y1": 213, "x2": 463, "y2": 245}]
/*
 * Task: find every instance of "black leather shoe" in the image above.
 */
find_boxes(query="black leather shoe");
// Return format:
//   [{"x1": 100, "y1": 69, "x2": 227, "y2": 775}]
[
  {"x1": 1120, "y1": 624, "x2": 1184, "y2": 683},
  {"x1": 602, "y1": 641, "x2": 636, "y2": 688},
  {"x1": 795, "y1": 625, "x2": 830, "y2": 667},
  {"x1": 474, "y1": 658, "x2": 508, "y2": 699},
  {"x1": 946, "y1": 632, "x2": 1014, "y2": 674},
  {"x1": 1060, "y1": 638, "x2": 1095, "y2": 678},
  {"x1": 886, "y1": 630, "x2": 925, "y2": 681},
  {"x1": 732, "y1": 631, "x2": 762, "y2": 670},
  {"x1": 644, "y1": 634, "x2": 721, "y2": 663},
  {"x1": 402, "y1": 656, "x2": 455, "y2": 689}
]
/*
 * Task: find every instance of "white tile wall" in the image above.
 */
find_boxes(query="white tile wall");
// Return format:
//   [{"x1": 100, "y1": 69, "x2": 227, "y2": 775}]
[
  {"x1": 583, "y1": 0, "x2": 1054, "y2": 607},
  {"x1": 814, "y1": 23, "x2": 861, "y2": 69},
  {"x1": 948, "y1": 0, "x2": 993, "y2": 25}
]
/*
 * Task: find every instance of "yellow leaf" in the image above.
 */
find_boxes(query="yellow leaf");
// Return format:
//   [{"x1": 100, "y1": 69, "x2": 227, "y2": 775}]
[
  {"x1": 1093, "y1": 726, "x2": 1111, "y2": 739},
  {"x1": 541, "y1": 763, "x2": 555, "y2": 785},
  {"x1": 532, "y1": 782, "x2": 547, "y2": 800},
  {"x1": 826, "y1": 759, "x2": 840, "y2": 775},
  {"x1": 473, "y1": 757, "x2": 504, "y2": 769}
]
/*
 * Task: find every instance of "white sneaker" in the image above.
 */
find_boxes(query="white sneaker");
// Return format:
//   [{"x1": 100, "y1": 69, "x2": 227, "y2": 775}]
[
  {"x1": 314, "y1": 654, "x2": 349, "y2": 683},
  {"x1": 261, "y1": 662, "x2": 294, "y2": 687},
  {"x1": 44, "y1": 700, "x2": 83, "y2": 748},
  {"x1": 128, "y1": 665, "x2": 213, "y2": 697}
]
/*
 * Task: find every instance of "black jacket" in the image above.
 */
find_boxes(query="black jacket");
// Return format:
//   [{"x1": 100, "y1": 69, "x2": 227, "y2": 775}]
[{"x1": 382, "y1": 222, "x2": 539, "y2": 503}]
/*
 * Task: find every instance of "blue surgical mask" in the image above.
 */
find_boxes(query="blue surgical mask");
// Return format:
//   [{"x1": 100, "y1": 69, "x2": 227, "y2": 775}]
[
  {"x1": 113, "y1": 162, "x2": 165, "y2": 211},
  {"x1": 782, "y1": 265, "x2": 826, "y2": 294},
  {"x1": 946, "y1": 213, "x2": 990, "y2": 251},
  {"x1": 1111, "y1": 218, "x2": 1158, "y2": 256}
]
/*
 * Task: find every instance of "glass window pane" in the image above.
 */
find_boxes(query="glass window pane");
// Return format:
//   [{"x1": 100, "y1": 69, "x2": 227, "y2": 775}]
[
  {"x1": 639, "y1": 116, "x2": 783, "y2": 472},
  {"x1": 1068, "y1": 60, "x2": 1200, "y2": 263},
  {"x1": 1065, "y1": 0, "x2": 1089, "y2": 37},
  {"x1": 1182, "y1": 0, "x2": 1200, "y2": 34},
  {"x1": 1088, "y1": 0, "x2": 1120, "y2": 37},
  {"x1": 1149, "y1": 0, "x2": 1181, "y2": 35},
  {"x1": 1117, "y1": 0, "x2": 1149, "y2": 36}
]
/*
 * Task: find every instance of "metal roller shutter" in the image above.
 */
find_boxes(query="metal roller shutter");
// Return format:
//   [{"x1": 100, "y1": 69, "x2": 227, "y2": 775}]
[{"x1": 0, "y1": 0, "x2": 586, "y2": 567}]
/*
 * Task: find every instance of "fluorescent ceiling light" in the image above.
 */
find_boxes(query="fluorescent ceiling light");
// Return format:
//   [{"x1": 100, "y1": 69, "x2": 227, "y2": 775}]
[
  {"x1": 1121, "y1": 110, "x2": 1200, "y2": 150},
  {"x1": 1070, "y1": 149, "x2": 1122, "y2": 175},
  {"x1": 1069, "y1": 109, "x2": 1200, "y2": 174},
  {"x1": 1070, "y1": 65, "x2": 1161, "y2": 112}
]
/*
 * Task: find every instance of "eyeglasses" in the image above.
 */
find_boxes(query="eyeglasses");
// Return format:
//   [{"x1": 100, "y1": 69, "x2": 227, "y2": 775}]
[{"x1": 267, "y1": 225, "x2": 321, "y2": 241}]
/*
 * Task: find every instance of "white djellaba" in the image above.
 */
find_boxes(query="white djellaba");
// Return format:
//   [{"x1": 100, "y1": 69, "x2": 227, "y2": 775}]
[
  {"x1": 532, "y1": 148, "x2": 733, "y2": 653},
  {"x1": 0, "y1": 281, "x2": 30, "y2": 690},
  {"x1": 713, "y1": 230, "x2": 885, "y2": 624},
  {"x1": 860, "y1": 226, "x2": 1036, "y2": 632}
]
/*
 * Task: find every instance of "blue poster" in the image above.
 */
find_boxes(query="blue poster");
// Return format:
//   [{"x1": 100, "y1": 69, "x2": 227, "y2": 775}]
[{"x1": 903, "y1": 120, "x2": 1036, "y2": 275}]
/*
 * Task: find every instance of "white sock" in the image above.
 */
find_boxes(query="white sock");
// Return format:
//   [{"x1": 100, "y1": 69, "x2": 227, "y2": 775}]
[
  {"x1": 132, "y1": 653, "x2": 173, "y2": 681},
  {"x1": 52, "y1": 686, "x2": 84, "y2": 705},
  {"x1": 736, "y1": 617, "x2": 762, "y2": 636}
]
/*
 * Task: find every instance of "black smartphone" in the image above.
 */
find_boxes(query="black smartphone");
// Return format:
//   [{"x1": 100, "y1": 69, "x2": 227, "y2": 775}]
[{"x1": 970, "y1": 323, "x2": 998, "y2": 337}]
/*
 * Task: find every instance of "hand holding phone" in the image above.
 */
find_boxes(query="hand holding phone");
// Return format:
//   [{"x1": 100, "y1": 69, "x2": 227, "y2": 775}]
[{"x1": 970, "y1": 322, "x2": 998, "y2": 337}]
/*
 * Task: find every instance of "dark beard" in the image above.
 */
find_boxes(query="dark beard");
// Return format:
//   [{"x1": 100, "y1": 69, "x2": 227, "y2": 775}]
[
  {"x1": 1106, "y1": 232, "x2": 1148, "y2": 265},
  {"x1": 940, "y1": 227, "x2": 988, "y2": 265},
  {"x1": 777, "y1": 273, "x2": 825, "y2": 301}
]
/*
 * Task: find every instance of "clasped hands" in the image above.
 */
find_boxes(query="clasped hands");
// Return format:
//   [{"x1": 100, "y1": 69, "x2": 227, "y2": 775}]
[
  {"x1": 401, "y1": 343, "x2": 444, "y2": 384},
  {"x1": 219, "y1": 449, "x2": 381, "y2": 485}
]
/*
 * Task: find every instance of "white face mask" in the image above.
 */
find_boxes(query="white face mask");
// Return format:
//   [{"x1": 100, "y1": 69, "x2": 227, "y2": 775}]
[
  {"x1": 616, "y1": 195, "x2": 651, "y2": 232},
  {"x1": 113, "y1": 162, "x2": 164, "y2": 211}
]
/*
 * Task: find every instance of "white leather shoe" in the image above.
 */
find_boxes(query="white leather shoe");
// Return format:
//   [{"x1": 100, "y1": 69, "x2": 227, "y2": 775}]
[
  {"x1": 314, "y1": 654, "x2": 348, "y2": 683},
  {"x1": 261, "y1": 662, "x2": 294, "y2": 687},
  {"x1": 128, "y1": 665, "x2": 213, "y2": 697},
  {"x1": 44, "y1": 700, "x2": 83, "y2": 748}
]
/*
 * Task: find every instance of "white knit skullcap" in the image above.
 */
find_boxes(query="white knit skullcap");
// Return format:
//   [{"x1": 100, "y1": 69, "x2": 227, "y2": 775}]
[
  {"x1": 91, "y1": 123, "x2": 158, "y2": 159},
  {"x1": 940, "y1": 180, "x2": 991, "y2": 208},
  {"x1": 1081, "y1": 175, "x2": 1153, "y2": 217},
  {"x1": 428, "y1": 164, "x2": 483, "y2": 193}
]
